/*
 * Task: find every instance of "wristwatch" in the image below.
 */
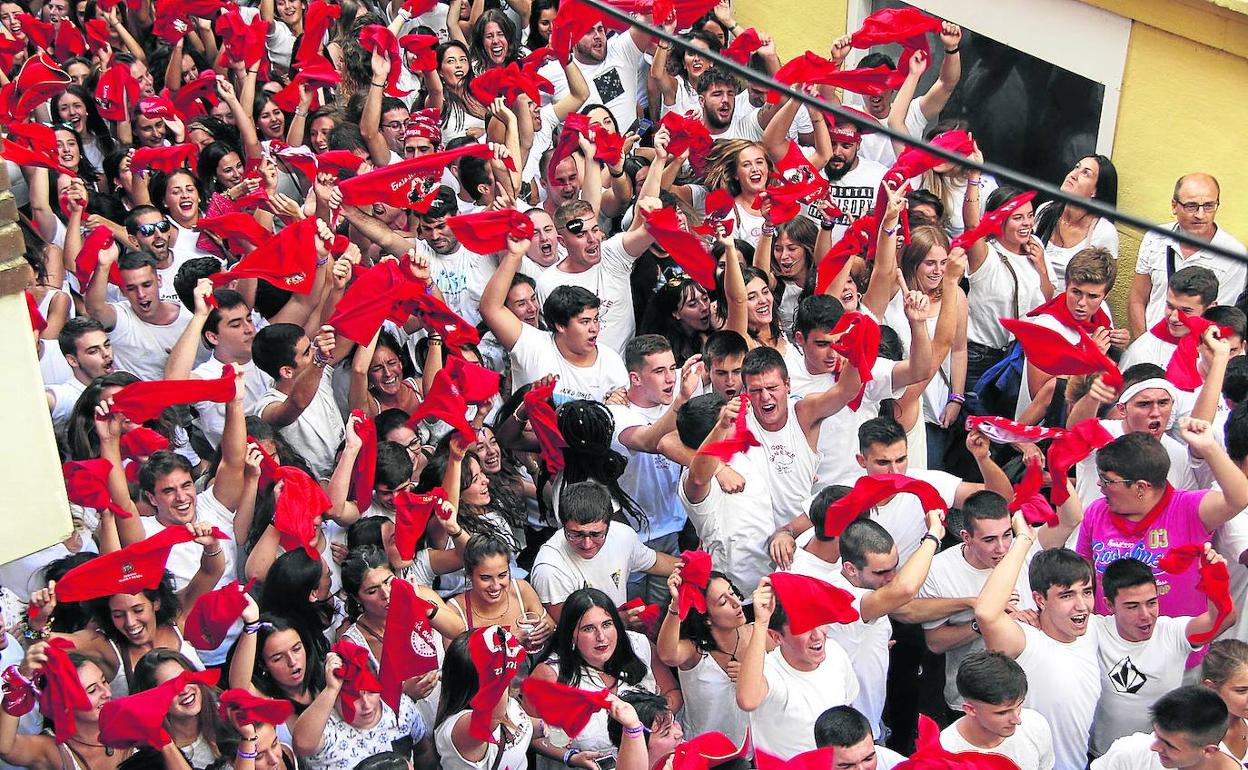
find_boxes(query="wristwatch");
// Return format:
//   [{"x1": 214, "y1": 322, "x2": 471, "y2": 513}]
[{"x1": 970, "y1": 620, "x2": 981, "y2": 635}]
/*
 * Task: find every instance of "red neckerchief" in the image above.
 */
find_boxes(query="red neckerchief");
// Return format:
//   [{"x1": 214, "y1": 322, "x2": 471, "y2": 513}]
[
  {"x1": 1027, "y1": 293, "x2": 1110, "y2": 334},
  {"x1": 1112, "y1": 483, "x2": 1175, "y2": 538},
  {"x1": 1148, "y1": 319, "x2": 1184, "y2": 346}
]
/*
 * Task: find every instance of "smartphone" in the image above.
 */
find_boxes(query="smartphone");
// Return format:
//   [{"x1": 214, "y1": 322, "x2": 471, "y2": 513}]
[
  {"x1": 635, "y1": 118, "x2": 656, "y2": 138},
  {"x1": 597, "y1": 757, "x2": 618, "y2": 770}
]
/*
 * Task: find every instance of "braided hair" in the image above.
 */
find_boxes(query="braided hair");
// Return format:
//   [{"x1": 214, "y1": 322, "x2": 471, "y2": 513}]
[{"x1": 555, "y1": 400, "x2": 646, "y2": 531}]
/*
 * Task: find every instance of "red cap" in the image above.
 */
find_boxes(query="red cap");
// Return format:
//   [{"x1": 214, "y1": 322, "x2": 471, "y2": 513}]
[
  {"x1": 670, "y1": 731, "x2": 750, "y2": 770},
  {"x1": 404, "y1": 108, "x2": 442, "y2": 145}
]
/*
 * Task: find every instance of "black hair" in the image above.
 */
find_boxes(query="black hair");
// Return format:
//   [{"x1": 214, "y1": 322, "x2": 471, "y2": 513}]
[
  {"x1": 458, "y1": 154, "x2": 492, "y2": 204},
  {"x1": 858, "y1": 417, "x2": 907, "y2": 454},
  {"x1": 544, "y1": 285, "x2": 601, "y2": 330},
  {"x1": 259, "y1": 549, "x2": 333, "y2": 656},
  {"x1": 638, "y1": 277, "x2": 711, "y2": 366},
  {"x1": 1170, "y1": 266, "x2": 1219, "y2": 307},
  {"x1": 117, "y1": 251, "x2": 160, "y2": 274},
  {"x1": 137, "y1": 450, "x2": 194, "y2": 495},
  {"x1": 808, "y1": 485, "x2": 853, "y2": 542},
  {"x1": 703, "y1": 330, "x2": 748, "y2": 363},
  {"x1": 1095, "y1": 432, "x2": 1170, "y2": 488},
  {"x1": 418, "y1": 186, "x2": 459, "y2": 221},
  {"x1": 462, "y1": 534, "x2": 513, "y2": 574},
  {"x1": 1034, "y1": 156, "x2": 1119, "y2": 245},
  {"x1": 526, "y1": 0, "x2": 557, "y2": 48},
  {"x1": 1028, "y1": 548, "x2": 1093, "y2": 596},
  {"x1": 1226, "y1": 401, "x2": 1248, "y2": 465},
  {"x1": 147, "y1": 169, "x2": 203, "y2": 219},
  {"x1": 814, "y1": 705, "x2": 873, "y2": 749},
  {"x1": 793, "y1": 294, "x2": 845, "y2": 339},
  {"x1": 961, "y1": 491, "x2": 1010, "y2": 536},
  {"x1": 340, "y1": 545, "x2": 391, "y2": 619},
  {"x1": 196, "y1": 141, "x2": 244, "y2": 194},
  {"x1": 1150, "y1": 685, "x2": 1232, "y2": 748},
  {"x1": 839, "y1": 518, "x2": 895, "y2": 570},
  {"x1": 251, "y1": 323, "x2": 306, "y2": 380},
  {"x1": 1120, "y1": 362, "x2": 1167, "y2": 390},
  {"x1": 607, "y1": 691, "x2": 671, "y2": 746},
  {"x1": 354, "y1": 752, "x2": 411, "y2": 770},
  {"x1": 676, "y1": 393, "x2": 725, "y2": 449},
  {"x1": 436, "y1": 631, "x2": 478, "y2": 727},
  {"x1": 1225, "y1": 357, "x2": 1248, "y2": 408},
  {"x1": 906, "y1": 189, "x2": 946, "y2": 226},
  {"x1": 1101, "y1": 557, "x2": 1158, "y2": 604},
  {"x1": 376, "y1": 408, "x2": 414, "y2": 441},
  {"x1": 375, "y1": 440, "x2": 415, "y2": 490},
  {"x1": 695, "y1": 66, "x2": 740, "y2": 94},
  {"x1": 679, "y1": 570, "x2": 744, "y2": 653},
  {"x1": 469, "y1": 8, "x2": 520, "y2": 68},
  {"x1": 558, "y1": 480, "x2": 613, "y2": 526},
  {"x1": 1205, "y1": 305, "x2": 1247, "y2": 342},
  {"x1": 541, "y1": 588, "x2": 647, "y2": 688},
  {"x1": 955, "y1": 651, "x2": 1029, "y2": 705},
  {"x1": 40, "y1": 554, "x2": 98, "y2": 632},
  {"x1": 89, "y1": 573, "x2": 181, "y2": 646},
  {"x1": 231, "y1": 613, "x2": 327, "y2": 700},
  {"x1": 555, "y1": 401, "x2": 645, "y2": 529},
  {"x1": 740, "y1": 345, "x2": 787, "y2": 383}
]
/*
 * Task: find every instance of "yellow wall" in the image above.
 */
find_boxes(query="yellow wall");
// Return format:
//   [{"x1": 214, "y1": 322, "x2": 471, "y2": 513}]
[{"x1": 737, "y1": 0, "x2": 1248, "y2": 317}]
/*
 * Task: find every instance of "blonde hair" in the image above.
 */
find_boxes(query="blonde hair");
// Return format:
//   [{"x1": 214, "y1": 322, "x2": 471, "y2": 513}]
[
  {"x1": 900, "y1": 224, "x2": 952, "y2": 299},
  {"x1": 701, "y1": 140, "x2": 769, "y2": 197},
  {"x1": 1203, "y1": 639, "x2": 1248, "y2": 687}
]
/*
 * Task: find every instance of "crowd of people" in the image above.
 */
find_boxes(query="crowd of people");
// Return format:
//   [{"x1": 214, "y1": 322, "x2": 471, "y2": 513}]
[{"x1": 1, "y1": 0, "x2": 1247, "y2": 768}]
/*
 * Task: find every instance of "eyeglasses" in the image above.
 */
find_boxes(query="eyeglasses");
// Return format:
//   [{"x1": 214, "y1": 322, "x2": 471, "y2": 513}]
[
  {"x1": 381, "y1": 121, "x2": 406, "y2": 131},
  {"x1": 135, "y1": 220, "x2": 173, "y2": 237},
  {"x1": 564, "y1": 527, "x2": 608, "y2": 543},
  {"x1": 1096, "y1": 474, "x2": 1136, "y2": 488},
  {"x1": 1175, "y1": 200, "x2": 1220, "y2": 214}
]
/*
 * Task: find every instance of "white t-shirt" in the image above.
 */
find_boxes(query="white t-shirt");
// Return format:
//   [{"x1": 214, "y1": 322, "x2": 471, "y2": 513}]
[
  {"x1": 918, "y1": 544, "x2": 1036, "y2": 708},
  {"x1": 1089, "y1": 732, "x2": 1163, "y2": 770},
  {"x1": 539, "y1": 32, "x2": 646, "y2": 128},
  {"x1": 828, "y1": 581, "x2": 892, "y2": 740},
  {"x1": 852, "y1": 99, "x2": 928, "y2": 169},
  {"x1": 191, "y1": 356, "x2": 273, "y2": 449},
  {"x1": 1035, "y1": 203, "x2": 1120, "y2": 291},
  {"x1": 707, "y1": 106, "x2": 765, "y2": 142},
  {"x1": 303, "y1": 695, "x2": 426, "y2": 770},
  {"x1": 508, "y1": 324, "x2": 629, "y2": 401},
  {"x1": 750, "y1": 644, "x2": 859, "y2": 760},
  {"x1": 814, "y1": 158, "x2": 889, "y2": 242},
  {"x1": 109, "y1": 302, "x2": 194, "y2": 382},
  {"x1": 47, "y1": 376, "x2": 87, "y2": 427},
  {"x1": 870, "y1": 468, "x2": 960, "y2": 563},
  {"x1": 535, "y1": 235, "x2": 638, "y2": 353},
  {"x1": 1118, "y1": 331, "x2": 1179, "y2": 373},
  {"x1": 39, "y1": 340, "x2": 73, "y2": 387},
  {"x1": 139, "y1": 487, "x2": 235, "y2": 592},
  {"x1": 1090, "y1": 615, "x2": 1196, "y2": 755},
  {"x1": 940, "y1": 710, "x2": 1055, "y2": 770},
  {"x1": 735, "y1": 91, "x2": 812, "y2": 142},
  {"x1": 677, "y1": 455, "x2": 775, "y2": 598},
  {"x1": 435, "y1": 700, "x2": 532, "y2": 770},
  {"x1": 1015, "y1": 621, "x2": 1102, "y2": 770},
  {"x1": 529, "y1": 521, "x2": 657, "y2": 607},
  {"x1": 745, "y1": 400, "x2": 821, "y2": 529},
  {"x1": 424, "y1": 241, "x2": 490, "y2": 328},
  {"x1": 967, "y1": 238, "x2": 1051, "y2": 349},
  {"x1": 608, "y1": 401, "x2": 685, "y2": 540},
  {"x1": 1213, "y1": 511, "x2": 1248, "y2": 644},
  {"x1": 1134, "y1": 223, "x2": 1247, "y2": 328},
  {"x1": 170, "y1": 222, "x2": 219, "y2": 265},
  {"x1": 249, "y1": 366, "x2": 345, "y2": 479}
]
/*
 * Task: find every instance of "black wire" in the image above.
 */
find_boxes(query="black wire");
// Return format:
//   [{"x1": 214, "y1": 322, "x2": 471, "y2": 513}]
[{"x1": 579, "y1": 0, "x2": 1248, "y2": 264}]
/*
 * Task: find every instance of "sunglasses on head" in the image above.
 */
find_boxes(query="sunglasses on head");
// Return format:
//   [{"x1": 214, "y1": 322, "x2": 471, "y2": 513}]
[
  {"x1": 135, "y1": 220, "x2": 173, "y2": 237},
  {"x1": 564, "y1": 218, "x2": 585, "y2": 235}
]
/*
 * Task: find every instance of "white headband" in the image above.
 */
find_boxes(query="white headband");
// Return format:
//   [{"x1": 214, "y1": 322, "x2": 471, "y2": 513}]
[{"x1": 1117, "y1": 378, "x2": 1179, "y2": 408}]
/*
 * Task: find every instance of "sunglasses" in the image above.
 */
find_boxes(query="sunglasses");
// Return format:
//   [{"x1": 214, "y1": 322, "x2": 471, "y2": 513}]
[
  {"x1": 564, "y1": 218, "x2": 586, "y2": 235},
  {"x1": 135, "y1": 220, "x2": 173, "y2": 237}
]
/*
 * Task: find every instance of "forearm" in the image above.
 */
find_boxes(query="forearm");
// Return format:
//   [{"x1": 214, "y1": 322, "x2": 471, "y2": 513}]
[
  {"x1": 1190, "y1": 356, "x2": 1228, "y2": 424},
  {"x1": 165, "y1": 315, "x2": 208, "y2": 379},
  {"x1": 924, "y1": 622, "x2": 978, "y2": 654},
  {"x1": 327, "y1": 446, "x2": 361, "y2": 518},
  {"x1": 975, "y1": 537, "x2": 1031, "y2": 623},
  {"x1": 977, "y1": 455, "x2": 1013, "y2": 499},
  {"x1": 689, "y1": 424, "x2": 730, "y2": 486},
  {"x1": 891, "y1": 597, "x2": 974, "y2": 625},
  {"x1": 734, "y1": 622, "x2": 769, "y2": 711},
  {"x1": 291, "y1": 687, "x2": 337, "y2": 756}
]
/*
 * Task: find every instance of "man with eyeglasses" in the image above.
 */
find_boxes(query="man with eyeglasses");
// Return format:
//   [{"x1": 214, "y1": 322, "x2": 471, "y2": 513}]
[
  {"x1": 529, "y1": 480, "x2": 678, "y2": 622},
  {"x1": 1129, "y1": 173, "x2": 1246, "y2": 340},
  {"x1": 125, "y1": 204, "x2": 192, "y2": 304}
]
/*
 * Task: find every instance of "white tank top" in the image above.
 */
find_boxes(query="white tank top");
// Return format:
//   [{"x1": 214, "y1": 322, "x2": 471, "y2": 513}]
[
  {"x1": 103, "y1": 627, "x2": 206, "y2": 698},
  {"x1": 746, "y1": 400, "x2": 821, "y2": 528},
  {"x1": 676, "y1": 652, "x2": 750, "y2": 746},
  {"x1": 435, "y1": 699, "x2": 532, "y2": 770}
]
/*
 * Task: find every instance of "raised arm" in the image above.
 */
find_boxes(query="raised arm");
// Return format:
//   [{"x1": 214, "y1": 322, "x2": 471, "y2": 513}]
[
  {"x1": 859, "y1": 509, "x2": 943, "y2": 622},
  {"x1": 885, "y1": 51, "x2": 927, "y2": 158},
  {"x1": 974, "y1": 512, "x2": 1033, "y2": 658},
  {"x1": 861, "y1": 181, "x2": 907, "y2": 317},
  {"x1": 721, "y1": 237, "x2": 750, "y2": 340},
  {"x1": 480, "y1": 234, "x2": 530, "y2": 350},
  {"x1": 656, "y1": 566, "x2": 700, "y2": 668},
  {"x1": 340, "y1": 205, "x2": 416, "y2": 257},
  {"x1": 174, "y1": 522, "x2": 228, "y2": 616},
  {"x1": 257, "y1": 326, "x2": 337, "y2": 428},
  {"x1": 292, "y1": 654, "x2": 340, "y2": 757},
  {"x1": 734, "y1": 577, "x2": 773, "y2": 711},
  {"x1": 1184, "y1": 418, "x2": 1248, "y2": 530},
  {"x1": 917, "y1": 24, "x2": 962, "y2": 120},
  {"x1": 683, "y1": 398, "x2": 737, "y2": 503},
  {"x1": 209, "y1": 368, "x2": 250, "y2": 511},
  {"x1": 361, "y1": 52, "x2": 395, "y2": 168}
]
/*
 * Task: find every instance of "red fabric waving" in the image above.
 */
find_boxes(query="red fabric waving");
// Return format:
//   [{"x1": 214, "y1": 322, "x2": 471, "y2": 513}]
[
  {"x1": 814, "y1": 213, "x2": 878, "y2": 294},
  {"x1": 379, "y1": 578, "x2": 440, "y2": 710},
  {"x1": 62, "y1": 460, "x2": 131, "y2": 518},
  {"x1": 521, "y1": 678, "x2": 611, "y2": 738},
  {"x1": 756, "y1": 748, "x2": 836, "y2": 770},
  {"x1": 130, "y1": 144, "x2": 200, "y2": 177},
  {"x1": 111, "y1": 366, "x2": 236, "y2": 424},
  {"x1": 470, "y1": 61, "x2": 553, "y2": 106},
  {"x1": 950, "y1": 191, "x2": 1038, "y2": 251},
  {"x1": 547, "y1": 112, "x2": 591, "y2": 182},
  {"x1": 218, "y1": 689, "x2": 294, "y2": 727},
  {"x1": 94, "y1": 63, "x2": 140, "y2": 121},
  {"x1": 850, "y1": 7, "x2": 943, "y2": 79},
  {"x1": 100, "y1": 670, "x2": 220, "y2": 749},
  {"x1": 118, "y1": 427, "x2": 171, "y2": 462},
  {"x1": 720, "y1": 27, "x2": 763, "y2": 64},
  {"x1": 753, "y1": 175, "x2": 829, "y2": 224},
  {"x1": 829, "y1": 311, "x2": 881, "y2": 409},
  {"x1": 694, "y1": 188, "x2": 736, "y2": 237},
  {"x1": 327, "y1": 261, "x2": 427, "y2": 345},
  {"x1": 359, "y1": 25, "x2": 408, "y2": 97},
  {"x1": 446, "y1": 209, "x2": 535, "y2": 254},
  {"x1": 210, "y1": 217, "x2": 319, "y2": 294},
  {"x1": 642, "y1": 207, "x2": 716, "y2": 290},
  {"x1": 999, "y1": 318, "x2": 1122, "y2": 390},
  {"x1": 338, "y1": 144, "x2": 500, "y2": 209},
  {"x1": 524, "y1": 378, "x2": 567, "y2": 474},
  {"x1": 198, "y1": 213, "x2": 272, "y2": 255},
  {"x1": 273, "y1": 467, "x2": 330, "y2": 560},
  {"x1": 393, "y1": 487, "x2": 450, "y2": 560},
  {"x1": 677, "y1": 549, "x2": 711, "y2": 619},
  {"x1": 444, "y1": 355, "x2": 502, "y2": 404},
  {"x1": 697, "y1": 393, "x2": 762, "y2": 463},
  {"x1": 56, "y1": 525, "x2": 226, "y2": 602},
  {"x1": 659, "y1": 112, "x2": 713, "y2": 172},
  {"x1": 768, "y1": 572, "x2": 859, "y2": 632},
  {"x1": 332, "y1": 639, "x2": 383, "y2": 723},
  {"x1": 295, "y1": 1, "x2": 340, "y2": 67},
  {"x1": 184, "y1": 580, "x2": 253, "y2": 650},
  {"x1": 0, "y1": 138, "x2": 77, "y2": 177},
  {"x1": 399, "y1": 33, "x2": 440, "y2": 71},
  {"x1": 1159, "y1": 546, "x2": 1233, "y2": 645},
  {"x1": 892, "y1": 713, "x2": 1023, "y2": 770},
  {"x1": 1009, "y1": 456, "x2": 1058, "y2": 528},
  {"x1": 1026, "y1": 292, "x2": 1112, "y2": 335},
  {"x1": 408, "y1": 291, "x2": 481, "y2": 356},
  {"x1": 671, "y1": 731, "x2": 750, "y2": 770},
  {"x1": 823, "y1": 473, "x2": 947, "y2": 538},
  {"x1": 407, "y1": 369, "x2": 477, "y2": 443},
  {"x1": 1046, "y1": 418, "x2": 1115, "y2": 506},
  {"x1": 349, "y1": 410, "x2": 378, "y2": 512},
  {"x1": 468, "y1": 626, "x2": 526, "y2": 742},
  {"x1": 1167, "y1": 311, "x2": 1233, "y2": 391},
  {"x1": 34, "y1": 638, "x2": 91, "y2": 743}
]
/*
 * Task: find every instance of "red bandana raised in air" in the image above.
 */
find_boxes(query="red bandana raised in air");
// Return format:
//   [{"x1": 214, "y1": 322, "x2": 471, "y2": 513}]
[
  {"x1": 393, "y1": 487, "x2": 450, "y2": 560},
  {"x1": 55, "y1": 525, "x2": 227, "y2": 602},
  {"x1": 676, "y1": 549, "x2": 712, "y2": 619},
  {"x1": 1009, "y1": 456, "x2": 1059, "y2": 528},
  {"x1": 999, "y1": 318, "x2": 1122, "y2": 390},
  {"x1": 823, "y1": 473, "x2": 947, "y2": 538},
  {"x1": 642, "y1": 207, "x2": 716, "y2": 290},
  {"x1": 467, "y1": 626, "x2": 526, "y2": 743},
  {"x1": 1159, "y1": 545, "x2": 1233, "y2": 645},
  {"x1": 111, "y1": 366, "x2": 236, "y2": 424},
  {"x1": 218, "y1": 689, "x2": 295, "y2": 727},
  {"x1": 1045, "y1": 418, "x2": 1115, "y2": 506},
  {"x1": 524, "y1": 377, "x2": 568, "y2": 474},
  {"x1": 696, "y1": 393, "x2": 761, "y2": 463},
  {"x1": 768, "y1": 572, "x2": 859, "y2": 633},
  {"x1": 379, "y1": 577, "x2": 440, "y2": 711}
]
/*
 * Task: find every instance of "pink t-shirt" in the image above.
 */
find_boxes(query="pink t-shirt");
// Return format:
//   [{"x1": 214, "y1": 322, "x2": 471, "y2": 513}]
[{"x1": 1077, "y1": 488, "x2": 1212, "y2": 615}]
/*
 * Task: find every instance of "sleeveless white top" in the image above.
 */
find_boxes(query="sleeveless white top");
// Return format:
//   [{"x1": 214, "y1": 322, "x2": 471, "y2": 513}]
[
  {"x1": 745, "y1": 400, "x2": 821, "y2": 528},
  {"x1": 676, "y1": 652, "x2": 750, "y2": 745}
]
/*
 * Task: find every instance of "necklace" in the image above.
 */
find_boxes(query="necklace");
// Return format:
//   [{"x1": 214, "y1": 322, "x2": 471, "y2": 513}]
[
  {"x1": 69, "y1": 735, "x2": 114, "y2": 757},
  {"x1": 729, "y1": 627, "x2": 742, "y2": 661},
  {"x1": 471, "y1": 590, "x2": 512, "y2": 623},
  {"x1": 355, "y1": 619, "x2": 385, "y2": 641}
]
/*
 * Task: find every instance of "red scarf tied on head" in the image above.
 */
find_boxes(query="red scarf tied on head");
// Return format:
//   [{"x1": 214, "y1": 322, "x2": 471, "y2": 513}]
[
  {"x1": 467, "y1": 626, "x2": 526, "y2": 743},
  {"x1": 111, "y1": 366, "x2": 236, "y2": 424},
  {"x1": 379, "y1": 578, "x2": 440, "y2": 711},
  {"x1": 33, "y1": 638, "x2": 92, "y2": 743},
  {"x1": 218, "y1": 689, "x2": 294, "y2": 727},
  {"x1": 446, "y1": 209, "x2": 535, "y2": 255},
  {"x1": 272, "y1": 467, "x2": 330, "y2": 559},
  {"x1": 1159, "y1": 545, "x2": 1233, "y2": 645},
  {"x1": 184, "y1": 579, "x2": 255, "y2": 650},
  {"x1": 99, "y1": 669, "x2": 220, "y2": 750},
  {"x1": 523, "y1": 378, "x2": 567, "y2": 474},
  {"x1": 823, "y1": 474, "x2": 947, "y2": 538},
  {"x1": 1009, "y1": 456, "x2": 1058, "y2": 528},
  {"x1": 696, "y1": 394, "x2": 761, "y2": 463},
  {"x1": 676, "y1": 549, "x2": 711, "y2": 619},
  {"x1": 55, "y1": 525, "x2": 227, "y2": 602},
  {"x1": 768, "y1": 572, "x2": 859, "y2": 633},
  {"x1": 521, "y1": 678, "x2": 610, "y2": 738},
  {"x1": 393, "y1": 487, "x2": 451, "y2": 560},
  {"x1": 1045, "y1": 418, "x2": 1115, "y2": 506},
  {"x1": 1026, "y1": 292, "x2": 1112, "y2": 335},
  {"x1": 63, "y1": 459, "x2": 131, "y2": 518},
  {"x1": 331, "y1": 639, "x2": 383, "y2": 724},
  {"x1": 829, "y1": 311, "x2": 881, "y2": 409},
  {"x1": 999, "y1": 318, "x2": 1123, "y2": 390},
  {"x1": 1167, "y1": 311, "x2": 1234, "y2": 392},
  {"x1": 642, "y1": 207, "x2": 716, "y2": 290}
]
